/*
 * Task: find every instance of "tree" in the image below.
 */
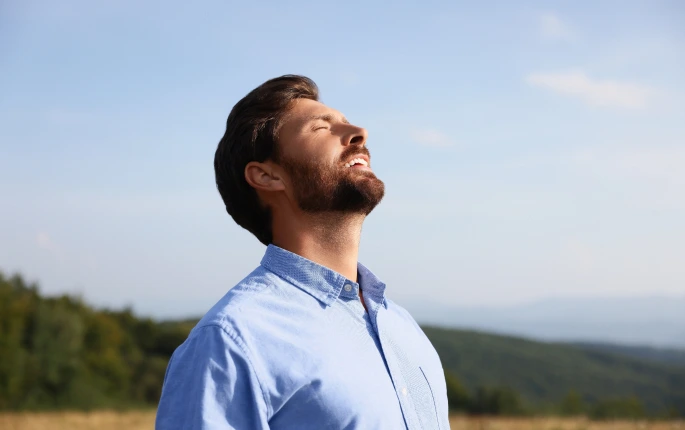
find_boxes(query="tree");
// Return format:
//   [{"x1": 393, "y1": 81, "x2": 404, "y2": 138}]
[
  {"x1": 0, "y1": 273, "x2": 37, "y2": 408},
  {"x1": 0, "y1": 270, "x2": 191, "y2": 411},
  {"x1": 444, "y1": 370, "x2": 471, "y2": 412},
  {"x1": 32, "y1": 300, "x2": 85, "y2": 406},
  {"x1": 559, "y1": 389, "x2": 585, "y2": 416},
  {"x1": 471, "y1": 386, "x2": 526, "y2": 416},
  {"x1": 589, "y1": 396, "x2": 645, "y2": 420}
]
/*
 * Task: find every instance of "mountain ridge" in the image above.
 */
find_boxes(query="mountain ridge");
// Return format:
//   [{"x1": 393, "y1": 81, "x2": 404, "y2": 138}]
[{"x1": 407, "y1": 295, "x2": 685, "y2": 348}]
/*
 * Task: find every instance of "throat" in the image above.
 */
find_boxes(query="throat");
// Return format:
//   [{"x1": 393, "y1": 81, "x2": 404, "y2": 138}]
[{"x1": 272, "y1": 212, "x2": 364, "y2": 283}]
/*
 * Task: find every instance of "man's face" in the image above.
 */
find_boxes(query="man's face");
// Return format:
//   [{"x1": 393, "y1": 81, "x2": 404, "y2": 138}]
[{"x1": 275, "y1": 98, "x2": 384, "y2": 215}]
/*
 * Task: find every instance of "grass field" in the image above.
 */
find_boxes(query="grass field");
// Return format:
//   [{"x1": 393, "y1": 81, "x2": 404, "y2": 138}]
[{"x1": 0, "y1": 411, "x2": 683, "y2": 430}]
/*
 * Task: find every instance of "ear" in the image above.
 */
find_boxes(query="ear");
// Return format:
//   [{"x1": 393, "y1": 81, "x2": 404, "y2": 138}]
[{"x1": 244, "y1": 161, "x2": 286, "y2": 192}]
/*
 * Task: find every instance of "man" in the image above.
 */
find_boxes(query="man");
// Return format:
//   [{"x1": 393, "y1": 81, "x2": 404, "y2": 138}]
[{"x1": 156, "y1": 75, "x2": 450, "y2": 429}]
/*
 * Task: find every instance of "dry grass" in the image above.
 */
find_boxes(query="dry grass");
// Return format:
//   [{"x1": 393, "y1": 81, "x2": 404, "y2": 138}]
[
  {"x1": 0, "y1": 411, "x2": 682, "y2": 429},
  {"x1": 0, "y1": 410, "x2": 156, "y2": 430},
  {"x1": 449, "y1": 416, "x2": 685, "y2": 430}
]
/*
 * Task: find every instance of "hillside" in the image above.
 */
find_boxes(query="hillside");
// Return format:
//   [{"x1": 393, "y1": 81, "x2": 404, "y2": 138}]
[
  {"x1": 570, "y1": 342, "x2": 685, "y2": 367},
  {"x1": 423, "y1": 326, "x2": 685, "y2": 414}
]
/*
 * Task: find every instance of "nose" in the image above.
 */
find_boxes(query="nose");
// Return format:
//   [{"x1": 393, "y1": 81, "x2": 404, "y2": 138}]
[{"x1": 344, "y1": 124, "x2": 368, "y2": 147}]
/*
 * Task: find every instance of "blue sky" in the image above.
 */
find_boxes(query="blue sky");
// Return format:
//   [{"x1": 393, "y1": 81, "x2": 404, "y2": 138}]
[{"x1": 1, "y1": 0, "x2": 684, "y2": 318}]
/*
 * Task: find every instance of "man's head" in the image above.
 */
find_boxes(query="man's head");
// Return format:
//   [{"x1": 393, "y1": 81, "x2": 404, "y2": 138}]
[{"x1": 214, "y1": 75, "x2": 385, "y2": 245}]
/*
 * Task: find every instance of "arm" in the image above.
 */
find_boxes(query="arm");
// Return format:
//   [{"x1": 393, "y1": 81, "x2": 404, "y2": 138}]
[{"x1": 155, "y1": 325, "x2": 270, "y2": 430}]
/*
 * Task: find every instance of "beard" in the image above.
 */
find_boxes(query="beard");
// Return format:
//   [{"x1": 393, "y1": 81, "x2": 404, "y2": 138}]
[{"x1": 279, "y1": 147, "x2": 385, "y2": 215}]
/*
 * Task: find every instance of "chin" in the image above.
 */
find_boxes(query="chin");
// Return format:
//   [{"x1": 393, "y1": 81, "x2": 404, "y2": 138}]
[{"x1": 357, "y1": 183, "x2": 385, "y2": 214}]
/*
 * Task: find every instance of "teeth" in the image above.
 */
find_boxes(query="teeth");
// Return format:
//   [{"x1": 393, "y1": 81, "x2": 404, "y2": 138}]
[{"x1": 345, "y1": 158, "x2": 368, "y2": 168}]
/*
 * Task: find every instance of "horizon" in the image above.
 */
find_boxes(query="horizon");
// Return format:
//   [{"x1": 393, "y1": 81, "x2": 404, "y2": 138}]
[{"x1": 7, "y1": 268, "x2": 684, "y2": 349}]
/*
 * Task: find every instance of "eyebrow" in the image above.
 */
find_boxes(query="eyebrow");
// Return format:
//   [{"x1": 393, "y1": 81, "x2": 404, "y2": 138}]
[{"x1": 307, "y1": 113, "x2": 349, "y2": 124}]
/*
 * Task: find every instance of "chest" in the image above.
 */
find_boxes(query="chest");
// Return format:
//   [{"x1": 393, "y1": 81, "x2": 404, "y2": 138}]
[{"x1": 265, "y1": 302, "x2": 449, "y2": 430}]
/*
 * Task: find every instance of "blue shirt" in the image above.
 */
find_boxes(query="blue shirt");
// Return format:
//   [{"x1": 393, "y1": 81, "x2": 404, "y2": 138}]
[{"x1": 156, "y1": 245, "x2": 450, "y2": 430}]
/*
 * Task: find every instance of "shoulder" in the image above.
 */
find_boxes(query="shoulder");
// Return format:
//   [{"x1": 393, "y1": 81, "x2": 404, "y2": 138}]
[
  {"x1": 181, "y1": 264, "x2": 321, "y2": 360},
  {"x1": 163, "y1": 266, "x2": 290, "y2": 417},
  {"x1": 193, "y1": 266, "x2": 296, "y2": 332}
]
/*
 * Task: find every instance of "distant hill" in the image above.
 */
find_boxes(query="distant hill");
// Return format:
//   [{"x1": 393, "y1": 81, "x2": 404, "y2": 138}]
[
  {"x1": 423, "y1": 326, "x2": 685, "y2": 415},
  {"x1": 409, "y1": 296, "x2": 685, "y2": 348},
  {"x1": 570, "y1": 342, "x2": 685, "y2": 368}
]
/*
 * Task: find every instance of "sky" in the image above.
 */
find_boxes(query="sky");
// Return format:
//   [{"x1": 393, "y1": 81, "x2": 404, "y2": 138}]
[{"x1": 1, "y1": 0, "x2": 684, "y2": 319}]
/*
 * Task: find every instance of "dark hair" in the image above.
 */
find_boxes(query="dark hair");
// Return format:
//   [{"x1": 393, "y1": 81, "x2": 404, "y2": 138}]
[{"x1": 214, "y1": 75, "x2": 319, "y2": 245}]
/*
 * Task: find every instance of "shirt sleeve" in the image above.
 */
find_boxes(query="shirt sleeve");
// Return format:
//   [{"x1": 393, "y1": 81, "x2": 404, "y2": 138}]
[{"x1": 155, "y1": 324, "x2": 270, "y2": 430}]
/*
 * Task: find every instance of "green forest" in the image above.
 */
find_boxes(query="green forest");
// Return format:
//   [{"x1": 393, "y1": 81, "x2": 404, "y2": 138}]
[
  {"x1": 426, "y1": 327, "x2": 685, "y2": 418},
  {"x1": 1, "y1": 271, "x2": 683, "y2": 418}
]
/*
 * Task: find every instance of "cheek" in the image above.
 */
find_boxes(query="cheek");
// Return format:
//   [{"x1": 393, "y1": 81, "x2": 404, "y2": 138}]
[
  {"x1": 322, "y1": 144, "x2": 344, "y2": 166},
  {"x1": 279, "y1": 129, "x2": 343, "y2": 171},
  {"x1": 283, "y1": 136, "x2": 333, "y2": 163},
  {"x1": 312, "y1": 140, "x2": 340, "y2": 165},
  {"x1": 306, "y1": 147, "x2": 341, "y2": 169}
]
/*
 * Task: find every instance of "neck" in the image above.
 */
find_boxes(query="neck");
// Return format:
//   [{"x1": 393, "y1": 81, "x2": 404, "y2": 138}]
[{"x1": 271, "y1": 210, "x2": 364, "y2": 282}]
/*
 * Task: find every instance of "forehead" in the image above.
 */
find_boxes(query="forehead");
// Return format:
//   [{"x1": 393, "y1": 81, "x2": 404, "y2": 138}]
[{"x1": 280, "y1": 98, "x2": 347, "y2": 131}]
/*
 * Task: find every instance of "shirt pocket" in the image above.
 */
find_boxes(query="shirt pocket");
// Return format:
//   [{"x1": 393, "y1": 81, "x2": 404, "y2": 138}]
[{"x1": 415, "y1": 366, "x2": 442, "y2": 430}]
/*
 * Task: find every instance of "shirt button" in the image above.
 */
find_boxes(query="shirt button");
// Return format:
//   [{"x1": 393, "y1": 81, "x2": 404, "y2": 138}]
[
  {"x1": 344, "y1": 284, "x2": 353, "y2": 292},
  {"x1": 401, "y1": 387, "x2": 408, "y2": 396}
]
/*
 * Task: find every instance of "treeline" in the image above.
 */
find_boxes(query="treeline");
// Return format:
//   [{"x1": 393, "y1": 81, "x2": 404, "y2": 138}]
[
  {"x1": 0, "y1": 270, "x2": 682, "y2": 418},
  {"x1": 0, "y1": 272, "x2": 188, "y2": 409},
  {"x1": 444, "y1": 372, "x2": 679, "y2": 419}
]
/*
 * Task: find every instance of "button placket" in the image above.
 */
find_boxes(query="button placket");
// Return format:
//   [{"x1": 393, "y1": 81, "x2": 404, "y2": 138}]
[{"x1": 374, "y1": 308, "x2": 422, "y2": 430}]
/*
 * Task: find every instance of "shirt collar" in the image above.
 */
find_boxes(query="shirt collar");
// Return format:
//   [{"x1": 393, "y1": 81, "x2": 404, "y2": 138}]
[
  {"x1": 357, "y1": 261, "x2": 387, "y2": 305},
  {"x1": 260, "y1": 244, "x2": 386, "y2": 307}
]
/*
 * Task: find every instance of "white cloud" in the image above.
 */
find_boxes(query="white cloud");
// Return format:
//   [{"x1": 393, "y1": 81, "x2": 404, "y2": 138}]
[
  {"x1": 35, "y1": 232, "x2": 64, "y2": 259},
  {"x1": 410, "y1": 129, "x2": 454, "y2": 147},
  {"x1": 526, "y1": 70, "x2": 655, "y2": 109},
  {"x1": 36, "y1": 232, "x2": 55, "y2": 250},
  {"x1": 539, "y1": 12, "x2": 574, "y2": 42}
]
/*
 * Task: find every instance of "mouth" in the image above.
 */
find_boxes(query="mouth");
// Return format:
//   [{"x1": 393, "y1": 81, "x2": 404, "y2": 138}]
[{"x1": 343, "y1": 155, "x2": 371, "y2": 171}]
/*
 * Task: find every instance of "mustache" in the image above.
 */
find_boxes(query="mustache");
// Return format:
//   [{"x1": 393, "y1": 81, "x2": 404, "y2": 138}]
[{"x1": 339, "y1": 146, "x2": 371, "y2": 163}]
